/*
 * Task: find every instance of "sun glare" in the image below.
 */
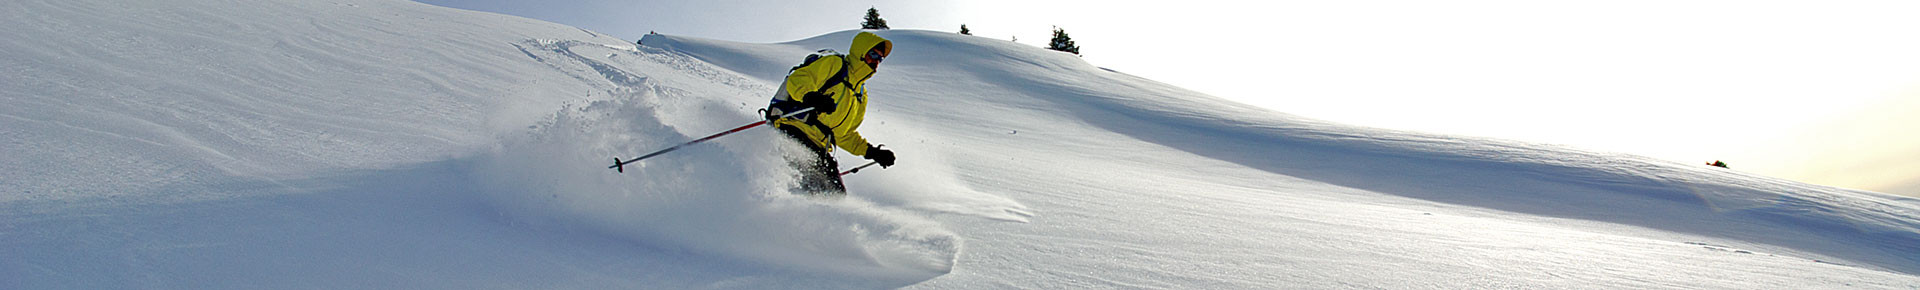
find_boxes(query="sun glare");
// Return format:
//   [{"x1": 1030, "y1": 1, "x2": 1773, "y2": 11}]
[{"x1": 941, "y1": 0, "x2": 1920, "y2": 196}]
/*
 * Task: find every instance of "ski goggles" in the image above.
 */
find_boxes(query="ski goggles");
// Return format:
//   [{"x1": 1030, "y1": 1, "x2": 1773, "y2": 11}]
[{"x1": 863, "y1": 49, "x2": 886, "y2": 66}]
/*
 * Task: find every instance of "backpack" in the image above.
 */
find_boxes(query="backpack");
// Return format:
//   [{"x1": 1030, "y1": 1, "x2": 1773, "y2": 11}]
[{"x1": 765, "y1": 49, "x2": 850, "y2": 120}]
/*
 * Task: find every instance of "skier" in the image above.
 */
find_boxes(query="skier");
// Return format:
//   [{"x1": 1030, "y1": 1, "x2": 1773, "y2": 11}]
[{"x1": 763, "y1": 31, "x2": 897, "y2": 194}]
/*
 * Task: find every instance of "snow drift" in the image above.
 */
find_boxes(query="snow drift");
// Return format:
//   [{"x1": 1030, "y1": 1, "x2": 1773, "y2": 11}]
[{"x1": 4, "y1": 0, "x2": 1919, "y2": 288}]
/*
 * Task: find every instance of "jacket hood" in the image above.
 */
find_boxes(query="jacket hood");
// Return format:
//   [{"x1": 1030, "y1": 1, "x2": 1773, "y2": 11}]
[{"x1": 847, "y1": 31, "x2": 891, "y2": 81}]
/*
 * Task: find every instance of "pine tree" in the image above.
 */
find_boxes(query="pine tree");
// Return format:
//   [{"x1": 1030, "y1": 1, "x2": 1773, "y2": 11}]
[
  {"x1": 861, "y1": 7, "x2": 889, "y2": 30},
  {"x1": 1048, "y1": 26, "x2": 1080, "y2": 55},
  {"x1": 959, "y1": 24, "x2": 971, "y2": 35}
]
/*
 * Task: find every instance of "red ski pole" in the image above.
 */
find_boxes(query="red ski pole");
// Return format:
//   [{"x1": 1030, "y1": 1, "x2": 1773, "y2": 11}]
[{"x1": 610, "y1": 107, "x2": 814, "y2": 173}]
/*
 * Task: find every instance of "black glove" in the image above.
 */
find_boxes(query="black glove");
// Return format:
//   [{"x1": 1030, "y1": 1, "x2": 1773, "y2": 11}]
[
  {"x1": 802, "y1": 91, "x2": 836, "y2": 114},
  {"x1": 864, "y1": 144, "x2": 895, "y2": 168}
]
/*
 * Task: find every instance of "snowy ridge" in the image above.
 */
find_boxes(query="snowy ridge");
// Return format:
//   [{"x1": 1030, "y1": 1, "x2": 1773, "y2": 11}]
[
  {"x1": 4, "y1": 0, "x2": 1919, "y2": 288},
  {"x1": 649, "y1": 30, "x2": 1920, "y2": 283}
]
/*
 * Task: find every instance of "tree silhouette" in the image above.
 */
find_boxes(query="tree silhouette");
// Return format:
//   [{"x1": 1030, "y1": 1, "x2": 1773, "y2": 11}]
[
  {"x1": 861, "y1": 7, "x2": 889, "y2": 30},
  {"x1": 1048, "y1": 26, "x2": 1080, "y2": 55}
]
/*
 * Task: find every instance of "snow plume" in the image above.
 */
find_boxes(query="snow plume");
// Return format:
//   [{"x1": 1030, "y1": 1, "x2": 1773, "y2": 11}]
[{"x1": 469, "y1": 77, "x2": 958, "y2": 281}]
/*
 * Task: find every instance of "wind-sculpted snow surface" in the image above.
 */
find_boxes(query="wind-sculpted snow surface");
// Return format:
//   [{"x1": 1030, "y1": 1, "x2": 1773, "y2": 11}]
[{"x1": 7, "y1": 0, "x2": 1920, "y2": 287}]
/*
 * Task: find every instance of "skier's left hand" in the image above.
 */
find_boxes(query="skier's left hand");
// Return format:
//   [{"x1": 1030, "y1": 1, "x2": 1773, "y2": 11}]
[
  {"x1": 865, "y1": 144, "x2": 895, "y2": 168},
  {"x1": 802, "y1": 91, "x2": 837, "y2": 114}
]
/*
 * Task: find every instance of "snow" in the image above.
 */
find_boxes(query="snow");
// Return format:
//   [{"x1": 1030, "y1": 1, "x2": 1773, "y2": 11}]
[{"x1": 4, "y1": 0, "x2": 1919, "y2": 288}]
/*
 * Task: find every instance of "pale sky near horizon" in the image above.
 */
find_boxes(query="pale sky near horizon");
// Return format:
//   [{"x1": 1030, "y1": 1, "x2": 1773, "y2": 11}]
[{"x1": 414, "y1": 0, "x2": 1920, "y2": 198}]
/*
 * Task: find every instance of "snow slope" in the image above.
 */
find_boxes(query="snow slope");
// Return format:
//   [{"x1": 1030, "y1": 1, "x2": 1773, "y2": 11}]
[{"x1": 4, "y1": 0, "x2": 1919, "y2": 288}]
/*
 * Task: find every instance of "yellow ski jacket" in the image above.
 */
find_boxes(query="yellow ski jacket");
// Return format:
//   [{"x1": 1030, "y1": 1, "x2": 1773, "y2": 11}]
[{"x1": 773, "y1": 32, "x2": 892, "y2": 156}]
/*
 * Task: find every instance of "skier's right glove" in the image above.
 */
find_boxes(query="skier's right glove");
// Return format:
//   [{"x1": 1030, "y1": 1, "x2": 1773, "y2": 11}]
[
  {"x1": 802, "y1": 91, "x2": 837, "y2": 114},
  {"x1": 864, "y1": 144, "x2": 895, "y2": 168}
]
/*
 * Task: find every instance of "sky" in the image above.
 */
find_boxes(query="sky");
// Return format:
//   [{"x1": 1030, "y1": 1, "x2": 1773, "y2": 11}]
[{"x1": 412, "y1": 0, "x2": 1920, "y2": 197}]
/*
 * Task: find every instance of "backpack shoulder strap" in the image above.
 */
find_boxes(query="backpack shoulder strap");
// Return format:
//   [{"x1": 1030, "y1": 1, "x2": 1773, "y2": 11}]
[{"x1": 816, "y1": 58, "x2": 850, "y2": 95}]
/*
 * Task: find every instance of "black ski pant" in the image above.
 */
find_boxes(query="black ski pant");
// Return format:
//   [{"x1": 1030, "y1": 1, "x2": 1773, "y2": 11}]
[{"x1": 776, "y1": 124, "x2": 846, "y2": 195}]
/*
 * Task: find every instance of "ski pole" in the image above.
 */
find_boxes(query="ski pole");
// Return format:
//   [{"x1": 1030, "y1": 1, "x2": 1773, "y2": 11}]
[
  {"x1": 610, "y1": 107, "x2": 814, "y2": 173},
  {"x1": 840, "y1": 161, "x2": 880, "y2": 176}
]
